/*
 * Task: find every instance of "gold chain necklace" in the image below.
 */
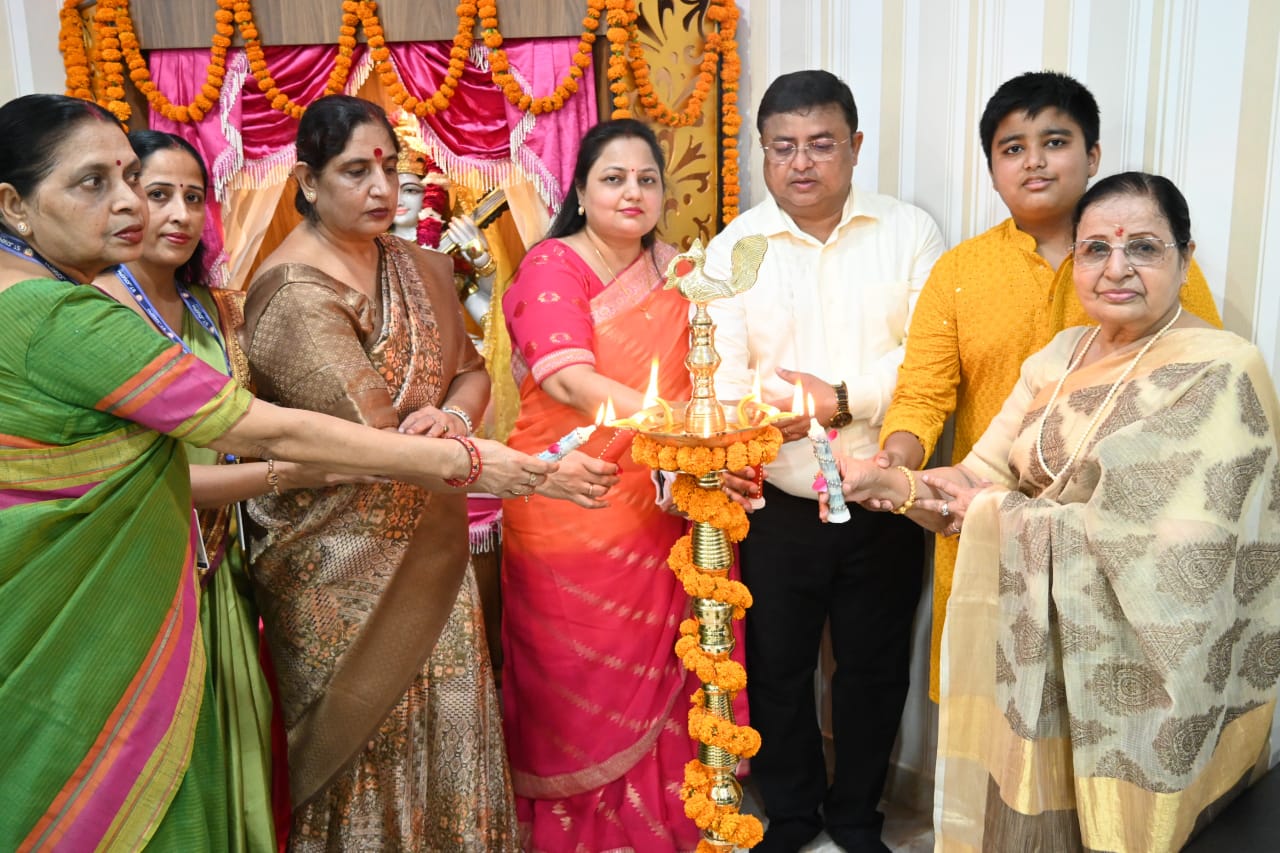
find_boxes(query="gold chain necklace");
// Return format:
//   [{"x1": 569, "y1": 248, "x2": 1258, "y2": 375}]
[
  {"x1": 1035, "y1": 304, "x2": 1182, "y2": 482},
  {"x1": 582, "y1": 228, "x2": 655, "y2": 319}
]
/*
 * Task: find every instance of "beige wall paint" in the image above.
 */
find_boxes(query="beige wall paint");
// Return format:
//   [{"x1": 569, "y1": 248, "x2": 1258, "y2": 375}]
[{"x1": 741, "y1": 0, "x2": 1279, "y2": 381}]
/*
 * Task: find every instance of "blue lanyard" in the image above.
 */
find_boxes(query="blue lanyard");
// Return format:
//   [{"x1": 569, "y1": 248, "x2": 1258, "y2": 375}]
[
  {"x1": 114, "y1": 265, "x2": 232, "y2": 376},
  {"x1": 115, "y1": 266, "x2": 239, "y2": 465},
  {"x1": 0, "y1": 231, "x2": 76, "y2": 282}
]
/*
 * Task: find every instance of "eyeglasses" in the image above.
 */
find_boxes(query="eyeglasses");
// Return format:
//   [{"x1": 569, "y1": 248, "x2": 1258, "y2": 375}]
[
  {"x1": 761, "y1": 137, "x2": 850, "y2": 164},
  {"x1": 1070, "y1": 237, "x2": 1180, "y2": 268}
]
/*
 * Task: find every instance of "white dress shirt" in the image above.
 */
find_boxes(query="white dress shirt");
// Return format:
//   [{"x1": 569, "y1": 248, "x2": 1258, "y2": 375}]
[{"x1": 704, "y1": 184, "x2": 944, "y2": 499}]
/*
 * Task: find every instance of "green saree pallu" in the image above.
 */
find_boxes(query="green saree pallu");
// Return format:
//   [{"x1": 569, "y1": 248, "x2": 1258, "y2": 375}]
[{"x1": 0, "y1": 280, "x2": 252, "y2": 851}]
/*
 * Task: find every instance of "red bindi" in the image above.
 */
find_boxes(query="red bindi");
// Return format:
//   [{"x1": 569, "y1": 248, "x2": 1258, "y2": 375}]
[
  {"x1": 116, "y1": 160, "x2": 122, "y2": 166},
  {"x1": 374, "y1": 147, "x2": 383, "y2": 159},
  {"x1": 1114, "y1": 226, "x2": 1124, "y2": 237}
]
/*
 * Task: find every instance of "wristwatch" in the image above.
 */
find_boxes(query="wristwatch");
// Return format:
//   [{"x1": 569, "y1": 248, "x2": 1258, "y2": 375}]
[{"x1": 829, "y1": 381, "x2": 853, "y2": 429}]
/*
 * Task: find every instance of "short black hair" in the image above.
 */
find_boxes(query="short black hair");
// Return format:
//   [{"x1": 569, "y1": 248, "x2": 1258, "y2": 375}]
[
  {"x1": 128, "y1": 130, "x2": 210, "y2": 285},
  {"x1": 979, "y1": 71, "x2": 1100, "y2": 168},
  {"x1": 0, "y1": 94, "x2": 118, "y2": 201},
  {"x1": 756, "y1": 70, "x2": 858, "y2": 137},
  {"x1": 1074, "y1": 171, "x2": 1193, "y2": 260},
  {"x1": 545, "y1": 118, "x2": 666, "y2": 249},
  {"x1": 293, "y1": 95, "x2": 398, "y2": 222}
]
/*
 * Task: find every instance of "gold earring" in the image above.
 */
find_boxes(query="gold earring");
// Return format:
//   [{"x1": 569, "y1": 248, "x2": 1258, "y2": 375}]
[
  {"x1": 304, "y1": 190, "x2": 316, "y2": 203},
  {"x1": 16, "y1": 222, "x2": 28, "y2": 235},
  {"x1": 577, "y1": 204, "x2": 584, "y2": 215}
]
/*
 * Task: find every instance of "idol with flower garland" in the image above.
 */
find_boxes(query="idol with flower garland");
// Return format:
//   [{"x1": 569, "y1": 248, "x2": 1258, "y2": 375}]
[{"x1": 391, "y1": 111, "x2": 495, "y2": 331}]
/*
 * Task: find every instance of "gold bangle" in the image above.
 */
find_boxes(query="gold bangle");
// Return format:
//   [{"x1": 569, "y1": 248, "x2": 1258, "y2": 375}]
[
  {"x1": 890, "y1": 465, "x2": 916, "y2": 515},
  {"x1": 472, "y1": 257, "x2": 497, "y2": 277},
  {"x1": 265, "y1": 459, "x2": 281, "y2": 496}
]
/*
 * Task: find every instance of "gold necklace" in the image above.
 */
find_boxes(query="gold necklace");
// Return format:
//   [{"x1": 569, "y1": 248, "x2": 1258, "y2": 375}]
[
  {"x1": 582, "y1": 229, "x2": 655, "y2": 319},
  {"x1": 1035, "y1": 304, "x2": 1183, "y2": 482}
]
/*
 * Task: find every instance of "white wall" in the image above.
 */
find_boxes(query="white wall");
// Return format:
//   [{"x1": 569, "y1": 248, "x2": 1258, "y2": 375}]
[{"x1": 739, "y1": 0, "x2": 1280, "y2": 383}]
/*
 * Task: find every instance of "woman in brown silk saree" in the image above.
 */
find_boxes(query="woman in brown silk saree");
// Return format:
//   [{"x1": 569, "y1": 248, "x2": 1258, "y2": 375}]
[
  {"x1": 934, "y1": 326, "x2": 1280, "y2": 852},
  {"x1": 243, "y1": 232, "x2": 515, "y2": 850}
]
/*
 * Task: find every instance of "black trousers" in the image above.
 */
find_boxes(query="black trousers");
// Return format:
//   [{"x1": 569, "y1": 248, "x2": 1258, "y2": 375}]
[{"x1": 741, "y1": 483, "x2": 925, "y2": 838}]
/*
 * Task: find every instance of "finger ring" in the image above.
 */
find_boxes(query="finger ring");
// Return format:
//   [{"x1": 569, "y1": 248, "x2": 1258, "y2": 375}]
[
  {"x1": 940, "y1": 501, "x2": 950, "y2": 517},
  {"x1": 589, "y1": 484, "x2": 597, "y2": 497},
  {"x1": 526, "y1": 472, "x2": 537, "y2": 486}
]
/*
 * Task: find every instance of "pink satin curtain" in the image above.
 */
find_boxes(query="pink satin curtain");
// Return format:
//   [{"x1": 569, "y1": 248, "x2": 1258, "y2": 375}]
[{"x1": 146, "y1": 38, "x2": 596, "y2": 287}]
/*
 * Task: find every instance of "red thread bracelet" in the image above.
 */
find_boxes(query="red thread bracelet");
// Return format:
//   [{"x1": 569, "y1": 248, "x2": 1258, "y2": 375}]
[{"x1": 443, "y1": 434, "x2": 482, "y2": 487}]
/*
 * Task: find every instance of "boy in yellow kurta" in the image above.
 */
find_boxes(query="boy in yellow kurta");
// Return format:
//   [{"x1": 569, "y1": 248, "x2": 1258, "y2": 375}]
[{"x1": 876, "y1": 71, "x2": 1221, "y2": 700}]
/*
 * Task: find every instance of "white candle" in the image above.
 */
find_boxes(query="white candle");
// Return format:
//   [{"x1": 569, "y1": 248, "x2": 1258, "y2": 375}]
[
  {"x1": 809, "y1": 418, "x2": 850, "y2": 524},
  {"x1": 537, "y1": 425, "x2": 597, "y2": 462}
]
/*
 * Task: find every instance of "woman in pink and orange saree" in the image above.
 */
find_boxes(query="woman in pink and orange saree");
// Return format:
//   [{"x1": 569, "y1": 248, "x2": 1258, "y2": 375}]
[{"x1": 501, "y1": 119, "x2": 705, "y2": 852}]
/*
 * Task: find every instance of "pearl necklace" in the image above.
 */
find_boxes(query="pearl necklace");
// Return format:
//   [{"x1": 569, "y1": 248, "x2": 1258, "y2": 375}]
[{"x1": 1035, "y1": 304, "x2": 1183, "y2": 482}]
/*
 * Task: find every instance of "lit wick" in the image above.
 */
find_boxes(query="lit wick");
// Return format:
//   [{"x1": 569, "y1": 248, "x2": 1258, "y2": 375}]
[
  {"x1": 596, "y1": 398, "x2": 636, "y2": 464},
  {"x1": 736, "y1": 371, "x2": 763, "y2": 426},
  {"x1": 642, "y1": 358, "x2": 675, "y2": 431}
]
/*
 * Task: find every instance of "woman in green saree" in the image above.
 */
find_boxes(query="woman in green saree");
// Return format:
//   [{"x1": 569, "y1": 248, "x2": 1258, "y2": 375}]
[
  {"x1": 94, "y1": 130, "x2": 366, "y2": 852},
  {"x1": 0, "y1": 94, "x2": 558, "y2": 852}
]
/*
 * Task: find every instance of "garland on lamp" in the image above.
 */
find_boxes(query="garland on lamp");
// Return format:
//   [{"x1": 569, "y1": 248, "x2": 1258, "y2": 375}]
[
  {"x1": 682, "y1": 761, "x2": 766, "y2": 850},
  {"x1": 57, "y1": 0, "x2": 743, "y2": 221},
  {"x1": 662, "y1": 460, "x2": 772, "y2": 850},
  {"x1": 631, "y1": 427, "x2": 781, "y2": 482}
]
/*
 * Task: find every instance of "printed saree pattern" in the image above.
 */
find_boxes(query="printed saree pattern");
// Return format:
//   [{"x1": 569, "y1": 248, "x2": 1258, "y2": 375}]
[
  {"x1": 937, "y1": 328, "x2": 1280, "y2": 852},
  {"x1": 501, "y1": 240, "x2": 704, "y2": 852},
  {"x1": 0, "y1": 280, "x2": 251, "y2": 851},
  {"x1": 242, "y1": 236, "x2": 516, "y2": 850}
]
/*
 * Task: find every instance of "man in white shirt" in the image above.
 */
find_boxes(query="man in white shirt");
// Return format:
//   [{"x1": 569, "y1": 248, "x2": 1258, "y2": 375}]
[{"x1": 705, "y1": 69, "x2": 943, "y2": 853}]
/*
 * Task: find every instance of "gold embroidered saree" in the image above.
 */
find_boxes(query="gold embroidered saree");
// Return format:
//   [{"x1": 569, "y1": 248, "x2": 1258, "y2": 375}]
[
  {"x1": 241, "y1": 236, "x2": 516, "y2": 850},
  {"x1": 937, "y1": 327, "x2": 1280, "y2": 852}
]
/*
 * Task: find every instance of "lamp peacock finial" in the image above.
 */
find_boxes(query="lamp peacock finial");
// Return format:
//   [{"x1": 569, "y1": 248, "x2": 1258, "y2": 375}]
[{"x1": 663, "y1": 235, "x2": 768, "y2": 303}]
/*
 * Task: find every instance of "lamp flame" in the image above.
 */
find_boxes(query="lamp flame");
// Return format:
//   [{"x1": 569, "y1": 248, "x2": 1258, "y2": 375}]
[
  {"x1": 751, "y1": 371, "x2": 763, "y2": 403},
  {"x1": 791, "y1": 381, "x2": 805, "y2": 416},
  {"x1": 805, "y1": 392, "x2": 816, "y2": 418},
  {"x1": 642, "y1": 358, "x2": 660, "y2": 409},
  {"x1": 604, "y1": 397, "x2": 617, "y2": 423},
  {"x1": 594, "y1": 402, "x2": 607, "y2": 426}
]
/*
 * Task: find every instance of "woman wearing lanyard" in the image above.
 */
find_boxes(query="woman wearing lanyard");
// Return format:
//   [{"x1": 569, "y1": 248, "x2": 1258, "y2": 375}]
[{"x1": 93, "y1": 131, "x2": 365, "y2": 852}]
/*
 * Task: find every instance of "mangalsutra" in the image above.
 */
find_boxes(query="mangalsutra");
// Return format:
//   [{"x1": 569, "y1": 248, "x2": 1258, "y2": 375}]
[{"x1": 1035, "y1": 304, "x2": 1183, "y2": 482}]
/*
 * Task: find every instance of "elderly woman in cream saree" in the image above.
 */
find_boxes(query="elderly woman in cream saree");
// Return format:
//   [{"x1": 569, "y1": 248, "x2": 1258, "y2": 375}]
[
  {"x1": 935, "y1": 323, "x2": 1280, "y2": 851},
  {"x1": 829, "y1": 172, "x2": 1280, "y2": 851}
]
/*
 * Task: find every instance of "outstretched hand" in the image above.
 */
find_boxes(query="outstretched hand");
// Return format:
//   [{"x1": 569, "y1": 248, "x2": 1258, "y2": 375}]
[
  {"x1": 917, "y1": 469, "x2": 987, "y2": 536},
  {"x1": 535, "y1": 450, "x2": 620, "y2": 509}
]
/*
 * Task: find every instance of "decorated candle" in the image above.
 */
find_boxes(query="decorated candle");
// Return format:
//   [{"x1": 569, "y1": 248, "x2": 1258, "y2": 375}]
[
  {"x1": 538, "y1": 425, "x2": 597, "y2": 462},
  {"x1": 808, "y1": 418, "x2": 850, "y2": 524}
]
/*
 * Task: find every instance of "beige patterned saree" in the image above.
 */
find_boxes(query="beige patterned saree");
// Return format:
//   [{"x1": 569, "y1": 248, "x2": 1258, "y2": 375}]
[
  {"x1": 241, "y1": 235, "x2": 516, "y2": 850},
  {"x1": 937, "y1": 327, "x2": 1280, "y2": 852}
]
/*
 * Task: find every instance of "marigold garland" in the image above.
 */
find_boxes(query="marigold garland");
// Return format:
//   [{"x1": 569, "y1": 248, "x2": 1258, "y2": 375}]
[
  {"x1": 58, "y1": 2, "x2": 93, "y2": 102},
  {"x1": 58, "y1": 0, "x2": 743, "y2": 222},
  {"x1": 484, "y1": 0, "x2": 598, "y2": 115},
  {"x1": 667, "y1": 536, "x2": 750, "y2": 617},
  {"x1": 671, "y1": 474, "x2": 749, "y2": 542},
  {"x1": 682, "y1": 761, "x2": 766, "y2": 849},
  {"x1": 631, "y1": 426, "x2": 781, "y2": 481},
  {"x1": 632, "y1": 424, "x2": 779, "y2": 850}
]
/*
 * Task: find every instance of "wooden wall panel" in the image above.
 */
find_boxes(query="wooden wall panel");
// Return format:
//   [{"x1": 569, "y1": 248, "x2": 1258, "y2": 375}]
[{"x1": 128, "y1": 0, "x2": 587, "y2": 48}]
